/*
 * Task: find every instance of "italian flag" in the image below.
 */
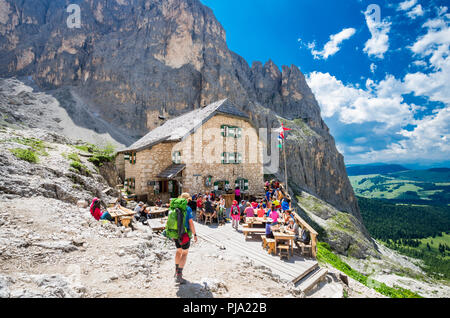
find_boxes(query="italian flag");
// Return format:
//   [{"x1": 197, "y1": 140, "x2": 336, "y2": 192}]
[{"x1": 278, "y1": 123, "x2": 292, "y2": 148}]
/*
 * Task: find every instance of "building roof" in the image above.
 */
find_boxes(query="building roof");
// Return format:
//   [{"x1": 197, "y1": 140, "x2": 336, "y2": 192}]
[
  {"x1": 156, "y1": 164, "x2": 186, "y2": 179},
  {"x1": 118, "y1": 99, "x2": 250, "y2": 153}
]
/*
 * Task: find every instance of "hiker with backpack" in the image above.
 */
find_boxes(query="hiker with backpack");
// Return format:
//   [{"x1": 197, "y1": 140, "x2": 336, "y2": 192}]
[
  {"x1": 230, "y1": 200, "x2": 240, "y2": 230},
  {"x1": 164, "y1": 193, "x2": 197, "y2": 285}
]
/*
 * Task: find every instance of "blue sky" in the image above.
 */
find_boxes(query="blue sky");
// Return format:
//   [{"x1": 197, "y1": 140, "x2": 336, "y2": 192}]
[{"x1": 201, "y1": 0, "x2": 450, "y2": 168}]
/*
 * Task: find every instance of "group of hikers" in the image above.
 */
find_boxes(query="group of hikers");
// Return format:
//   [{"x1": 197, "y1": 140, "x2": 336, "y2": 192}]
[{"x1": 89, "y1": 179, "x2": 310, "y2": 285}]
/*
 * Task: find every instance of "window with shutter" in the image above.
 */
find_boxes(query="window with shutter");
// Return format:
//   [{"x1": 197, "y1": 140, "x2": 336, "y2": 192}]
[
  {"x1": 221, "y1": 125, "x2": 241, "y2": 138},
  {"x1": 244, "y1": 179, "x2": 249, "y2": 191},
  {"x1": 172, "y1": 151, "x2": 181, "y2": 164},
  {"x1": 128, "y1": 152, "x2": 136, "y2": 164},
  {"x1": 228, "y1": 152, "x2": 235, "y2": 163},
  {"x1": 234, "y1": 153, "x2": 242, "y2": 164},
  {"x1": 228, "y1": 127, "x2": 235, "y2": 138}
]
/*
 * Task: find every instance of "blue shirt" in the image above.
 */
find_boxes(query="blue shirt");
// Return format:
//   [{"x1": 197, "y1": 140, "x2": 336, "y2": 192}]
[
  {"x1": 265, "y1": 208, "x2": 272, "y2": 217},
  {"x1": 265, "y1": 223, "x2": 272, "y2": 235},
  {"x1": 185, "y1": 206, "x2": 193, "y2": 231},
  {"x1": 282, "y1": 200, "x2": 290, "y2": 211}
]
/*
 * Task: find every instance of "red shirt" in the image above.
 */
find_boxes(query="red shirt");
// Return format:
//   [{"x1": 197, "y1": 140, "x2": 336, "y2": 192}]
[
  {"x1": 90, "y1": 198, "x2": 103, "y2": 220},
  {"x1": 197, "y1": 199, "x2": 203, "y2": 208}
]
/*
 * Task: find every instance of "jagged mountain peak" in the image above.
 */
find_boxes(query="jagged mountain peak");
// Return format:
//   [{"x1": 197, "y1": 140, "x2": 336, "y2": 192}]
[{"x1": 0, "y1": 0, "x2": 375, "y2": 257}]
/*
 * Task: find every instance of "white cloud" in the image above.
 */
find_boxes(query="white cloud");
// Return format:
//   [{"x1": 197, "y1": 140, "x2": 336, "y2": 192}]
[
  {"x1": 370, "y1": 63, "x2": 377, "y2": 73},
  {"x1": 406, "y1": 14, "x2": 450, "y2": 104},
  {"x1": 412, "y1": 60, "x2": 427, "y2": 67},
  {"x1": 347, "y1": 146, "x2": 366, "y2": 153},
  {"x1": 305, "y1": 9, "x2": 450, "y2": 164},
  {"x1": 360, "y1": 106, "x2": 450, "y2": 162},
  {"x1": 354, "y1": 137, "x2": 368, "y2": 144},
  {"x1": 398, "y1": 0, "x2": 417, "y2": 12},
  {"x1": 306, "y1": 72, "x2": 412, "y2": 127},
  {"x1": 407, "y1": 5, "x2": 425, "y2": 19},
  {"x1": 363, "y1": 8, "x2": 391, "y2": 58},
  {"x1": 307, "y1": 28, "x2": 356, "y2": 60}
]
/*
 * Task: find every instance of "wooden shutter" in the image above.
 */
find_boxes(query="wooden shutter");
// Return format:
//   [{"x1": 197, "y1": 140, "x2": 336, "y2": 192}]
[
  {"x1": 129, "y1": 152, "x2": 136, "y2": 164},
  {"x1": 228, "y1": 152, "x2": 235, "y2": 164},
  {"x1": 221, "y1": 125, "x2": 230, "y2": 137},
  {"x1": 244, "y1": 179, "x2": 249, "y2": 191},
  {"x1": 124, "y1": 153, "x2": 130, "y2": 161},
  {"x1": 235, "y1": 153, "x2": 242, "y2": 164},
  {"x1": 236, "y1": 128, "x2": 242, "y2": 138},
  {"x1": 214, "y1": 181, "x2": 219, "y2": 191}
]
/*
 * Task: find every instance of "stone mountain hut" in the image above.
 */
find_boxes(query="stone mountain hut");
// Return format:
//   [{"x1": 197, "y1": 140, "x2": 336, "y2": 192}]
[{"x1": 115, "y1": 99, "x2": 264, "y2": 203}]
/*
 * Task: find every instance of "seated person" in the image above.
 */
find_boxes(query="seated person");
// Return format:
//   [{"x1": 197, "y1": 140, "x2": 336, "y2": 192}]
[
  {"x1": 204, "y1": 197, "x2": 216, "y2": 219},
  {"x1": 257, "y1": 206, "x2": 266, "y2": 218},
  {"x1": 272, "y1": 200, "x2": 281, "y2": 210},
  {"x1": 286, "y1": 218, "x2": 300, "y2": 240},
  {"x1": 284, "y1": 210, "x2": 294, "y2": 224},
  {"x1": 196, "y1": 196, "x2": 204, "y2": 221},
  {"x1": 155, "y1": 197, "x2": 162, "y2": 207},
  {"x1": 133, "y1": 201, "x2": 144, "y2": 221},
  {"x1": 244, "y1": 202, "x2": 255, "y2": 218},
  {"x1": 269, "y1": 208, "x2": 279, "y2": 225},
  {"x1": 281, "y1": 197, "x2": 291, "y2": 212},
  {"x1": 265, "y1": 221, "x2": 274, "y2": 239},
  {"x1": 90, "y1": 198, "x2": 112, "y2": 221}
]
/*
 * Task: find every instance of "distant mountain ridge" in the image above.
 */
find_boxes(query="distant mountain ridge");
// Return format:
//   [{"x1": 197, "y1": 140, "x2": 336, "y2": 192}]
[{"x1": 346, "y1": 164, "x2": 410, "y2": 176}]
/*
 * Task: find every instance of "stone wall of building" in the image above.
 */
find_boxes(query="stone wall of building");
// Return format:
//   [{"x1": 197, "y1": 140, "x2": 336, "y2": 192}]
[
  {"x1": 174, "y1": 114, "x2": 264, "y2": 195},
  {"x1": 115, "y1": 153, "x2": 125, "y2": 181},
  {"x1": 121, "y1": 113, "x2": 264, "y2": 200},
  {"x1": 123, "y1": 143, "x2": 174, "y2": 196}
]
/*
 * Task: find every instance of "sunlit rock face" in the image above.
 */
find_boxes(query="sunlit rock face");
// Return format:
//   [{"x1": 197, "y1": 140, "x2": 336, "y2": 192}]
[{"x1": 0, "y1": 0, "x2": 368, "y2": 251}]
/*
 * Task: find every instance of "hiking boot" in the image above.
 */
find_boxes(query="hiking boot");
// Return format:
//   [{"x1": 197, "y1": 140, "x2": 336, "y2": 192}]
[{"x1": 176, "y1": 274, "x2": 187, "y2": 285}]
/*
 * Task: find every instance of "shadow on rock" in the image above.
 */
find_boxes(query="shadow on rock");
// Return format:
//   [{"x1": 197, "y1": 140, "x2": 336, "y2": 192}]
[{"x1": 176, "y1": 281, "x2": 214, "y2": 298}]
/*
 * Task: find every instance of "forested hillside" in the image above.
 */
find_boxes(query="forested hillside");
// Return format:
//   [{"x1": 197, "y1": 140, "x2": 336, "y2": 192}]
[{"x1": 358, "y1": 196, "x2": 450, "y2": 280}]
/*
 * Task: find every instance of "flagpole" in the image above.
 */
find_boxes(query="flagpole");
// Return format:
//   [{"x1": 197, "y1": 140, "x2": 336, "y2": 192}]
[{"x1": 283, "y1": 136, "x2": 288, "y2": 195}]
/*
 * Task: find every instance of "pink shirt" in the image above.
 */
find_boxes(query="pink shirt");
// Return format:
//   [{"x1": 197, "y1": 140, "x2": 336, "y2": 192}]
[
  {"x1": 244, "y1": 207, "x2": 255, "y2": 217},
  {"x1": 269, "y1": 210, "x2": 279, "y2": 222},
  {"x1": 235, "y1": 189, "x2": 241, "y2": 196}
]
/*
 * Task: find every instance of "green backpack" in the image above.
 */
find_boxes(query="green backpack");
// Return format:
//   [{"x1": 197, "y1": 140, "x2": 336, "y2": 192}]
[{"x1": 165, "y1": 198, "x2": 192, "y2": 240}]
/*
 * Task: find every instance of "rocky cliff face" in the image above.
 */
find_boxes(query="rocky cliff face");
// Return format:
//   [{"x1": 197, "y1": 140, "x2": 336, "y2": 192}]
[{"x1": 0, "y1": 0, "x2": 371, "y2": 255}]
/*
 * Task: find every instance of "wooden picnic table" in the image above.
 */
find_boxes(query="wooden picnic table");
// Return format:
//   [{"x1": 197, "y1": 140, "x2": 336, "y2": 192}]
[
  {"x1": 272, "y1": 230, "x2": 295, "y2": 256},
  {"x1": 148, "y1": 217, "x2": 167, "y2": 233},
  {"x1": 245, "y1": 217, "x2": 284, "y2": 227},
  {"x1": 107, "y1": 205, "x2": 135, "y2": 226},
  {"x1": 147, "y1": 207, "x2": 169, "y2": 218}
]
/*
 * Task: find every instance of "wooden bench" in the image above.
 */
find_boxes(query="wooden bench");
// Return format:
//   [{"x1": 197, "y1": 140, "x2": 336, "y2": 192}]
[
  {"x1": 295, "y1": 241, "x2": 313, "y2": 257},
  {"x1": 121, "y1": 216, "x2": 132, "y2": 228},
  {"x1": 261, "y1": 236, "x2": 276, "y2": 255},
  {"x1": 242, "y1": 228, "x2": 265, "y2": 240},
  {"x1": 278, "y1": 244, "x2": 291, "y2": 260},
  {"x1": 204, "y1": 214, "x2": 213, "y2": 225},
  {"x1": 261, "y1": 235, "x2": 267, "y2": 248},
  {"x1": 266, "y1": 239, "x2": 276, "y2": 255},
  {"x1": 292, "y1": 212, "x2": 319, "y2": 258}
]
